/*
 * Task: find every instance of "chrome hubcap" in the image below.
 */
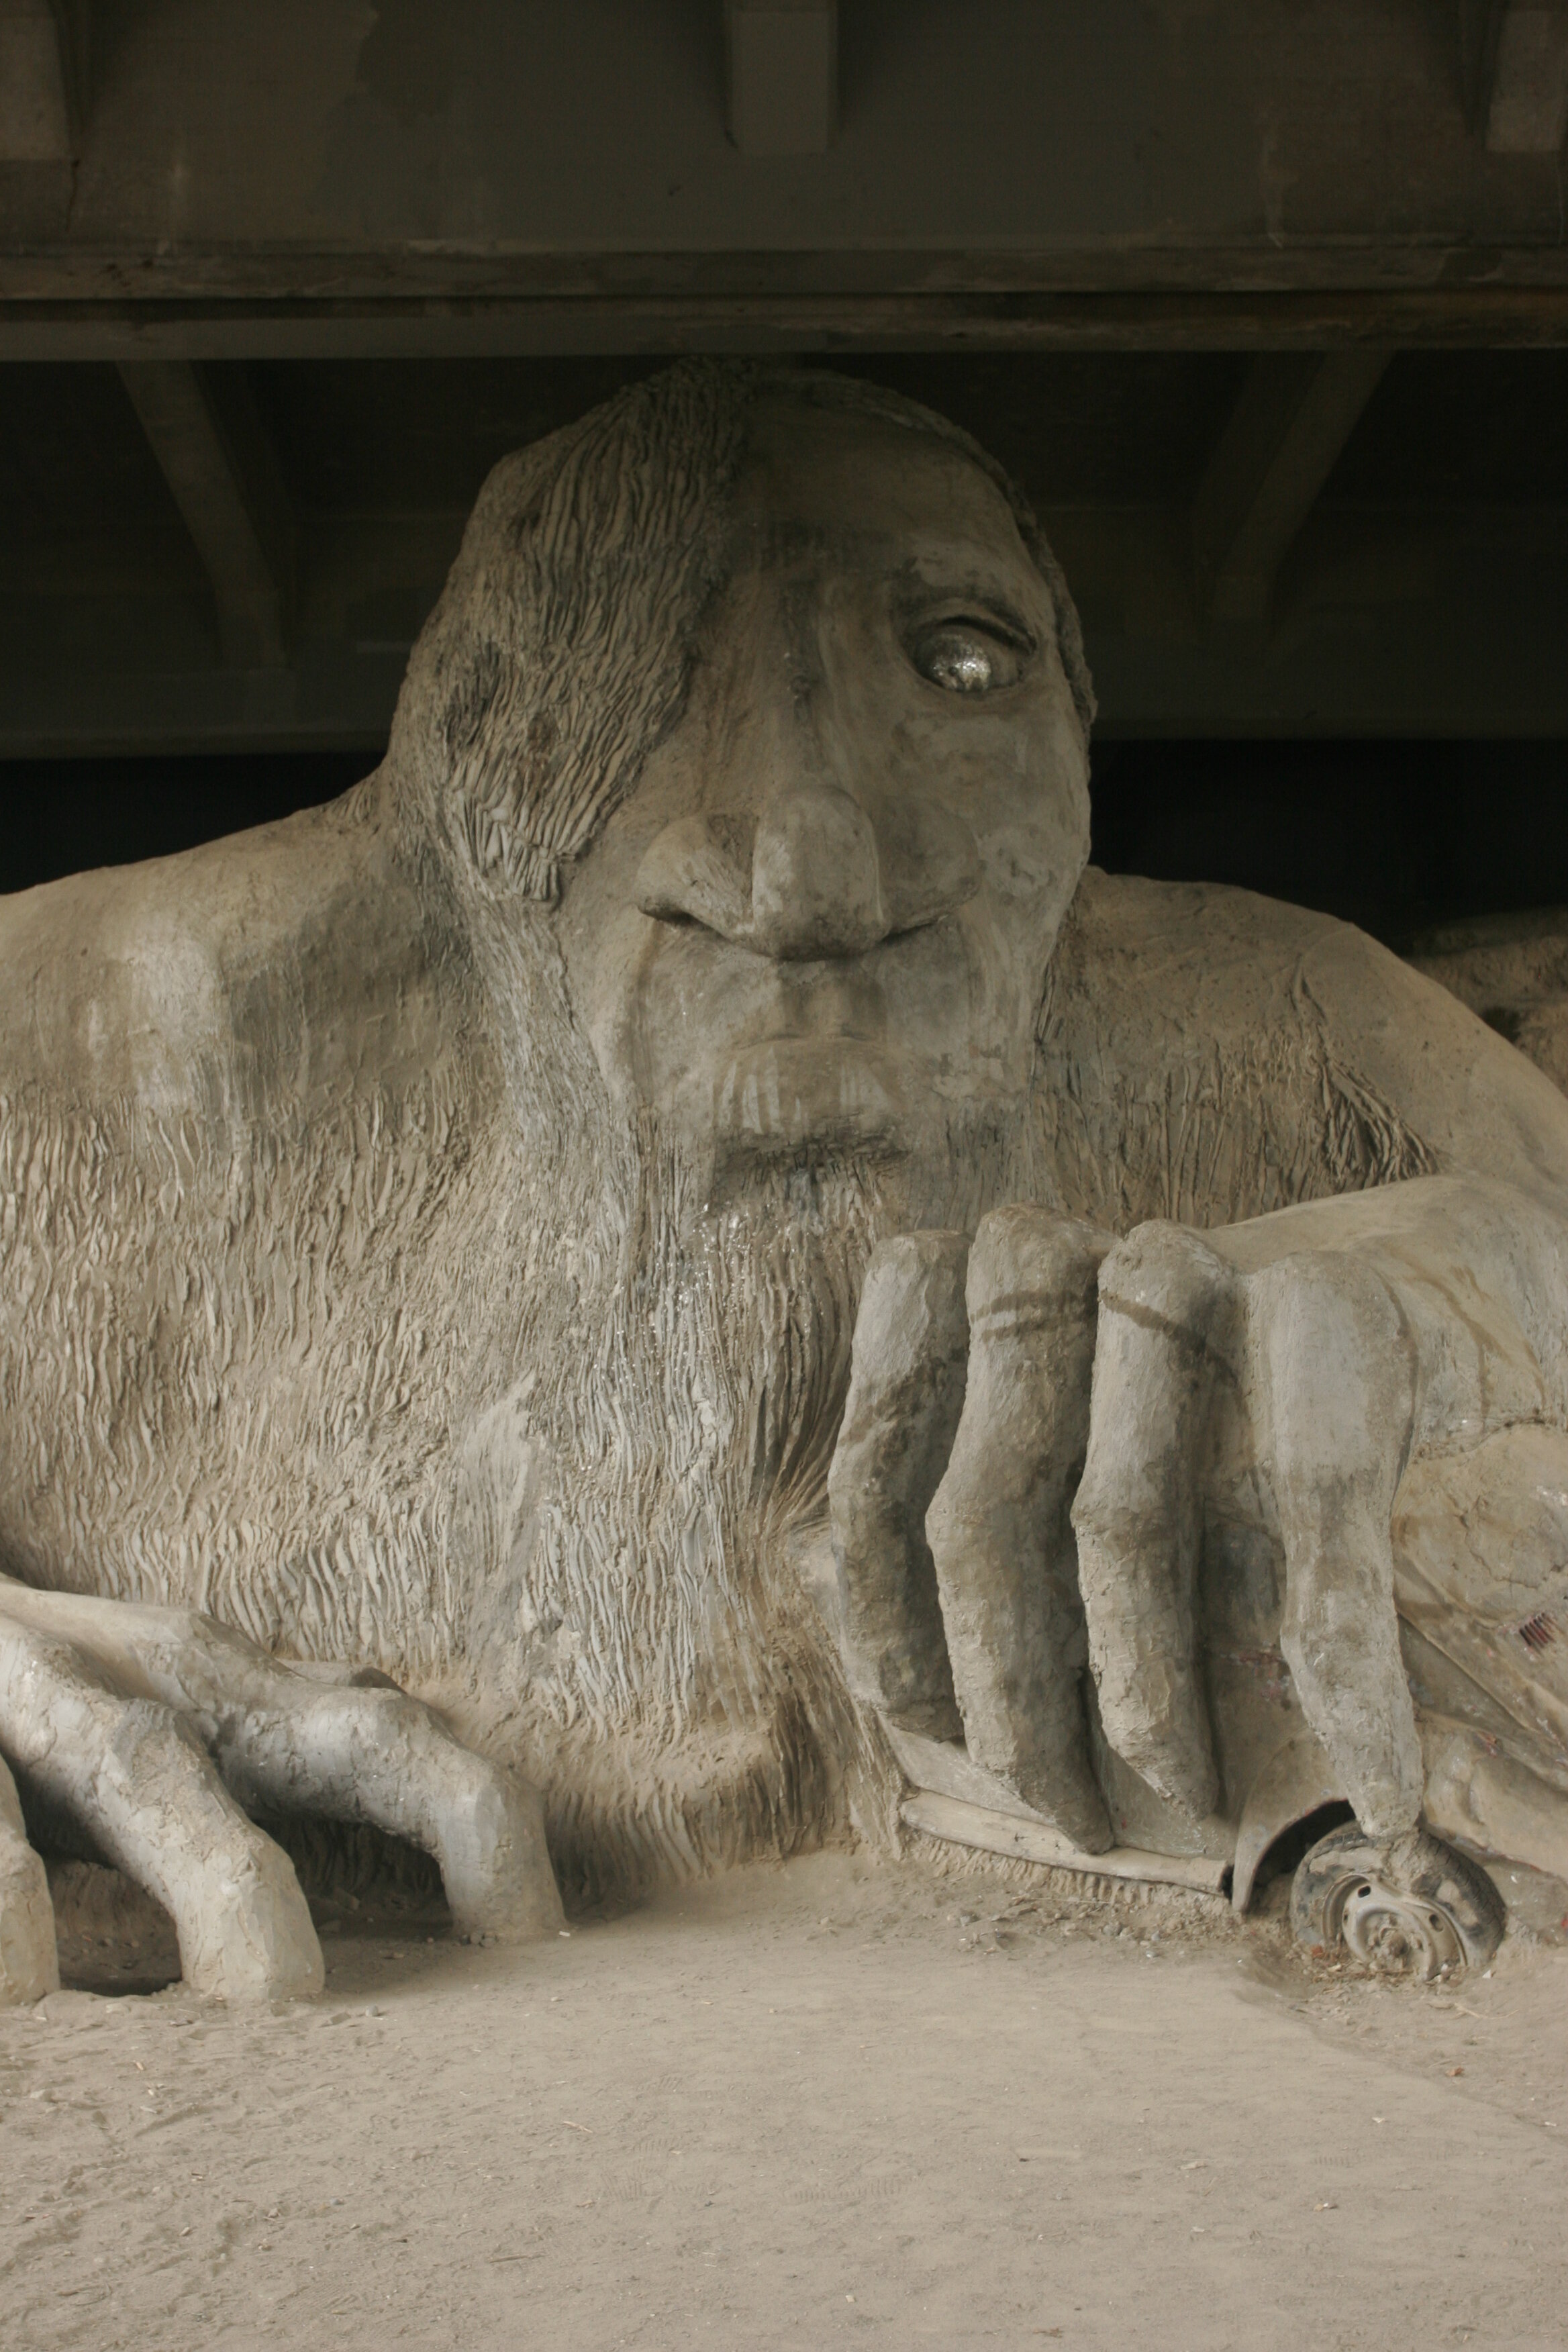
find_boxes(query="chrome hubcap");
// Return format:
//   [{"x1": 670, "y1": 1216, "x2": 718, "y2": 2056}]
[{"x1": 1327, "y1": 1873, "x2": 1465, "y2": 1979}]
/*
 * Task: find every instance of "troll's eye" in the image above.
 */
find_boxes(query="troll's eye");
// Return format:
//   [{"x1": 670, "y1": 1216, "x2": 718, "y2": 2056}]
[{"x1": 912, "y1": 622, "x2": 1028, "y2": 695}]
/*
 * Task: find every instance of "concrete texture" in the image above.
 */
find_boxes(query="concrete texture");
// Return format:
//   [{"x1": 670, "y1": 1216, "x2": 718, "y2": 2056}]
[
  {"x1": 1411, "y1": 908, "x2": 1568, "y2": 1095},
  {"x1": 829, "y1": 1232, "x2": 970, "y2": 1738},
  {"x1": 0, "y1": 1747, "x2": 56, "y2": 2005},
  {"x1": 925, "y1": 1206, "x2": 1113, "y2": 1852}
]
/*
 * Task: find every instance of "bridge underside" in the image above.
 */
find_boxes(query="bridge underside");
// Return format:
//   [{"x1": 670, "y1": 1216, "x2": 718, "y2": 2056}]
[{"x1": 3, "y1": 2, "x2": 1567, "y2": 756}]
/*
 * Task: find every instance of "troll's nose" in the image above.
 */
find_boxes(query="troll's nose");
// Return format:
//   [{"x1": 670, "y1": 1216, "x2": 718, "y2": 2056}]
[
  {"x1": 636, "y1": 786, "x2": 981, "y2": 961},
  {"x1": 635, "y1": 784, "x2": 883, "y2": 960},
  {"x1": 749, "y1": 785, "x2": 885, "y2": 959}
]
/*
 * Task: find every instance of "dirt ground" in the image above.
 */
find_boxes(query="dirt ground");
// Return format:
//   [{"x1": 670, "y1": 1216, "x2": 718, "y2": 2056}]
[{"x1": 2, "y1": 1840, "x2": 1565, "y2": 2352}]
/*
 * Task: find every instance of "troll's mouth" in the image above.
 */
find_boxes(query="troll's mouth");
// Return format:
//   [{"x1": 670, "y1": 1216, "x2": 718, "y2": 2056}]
[{"x1": 700, "y1": 1036, "x2": 910, "y2": 1161}]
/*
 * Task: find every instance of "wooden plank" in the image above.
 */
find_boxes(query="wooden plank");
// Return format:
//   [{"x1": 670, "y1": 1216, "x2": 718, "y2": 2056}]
[
  {"x1": 899, "y1": 1791, "x2": 1231, "y2": 1895},
  {"x1": 1, "y1": 288, "x2": 1565, "y2": 363},
  {"x1": 7, "y1": 236, "x2": 1568, "y2": 308}
]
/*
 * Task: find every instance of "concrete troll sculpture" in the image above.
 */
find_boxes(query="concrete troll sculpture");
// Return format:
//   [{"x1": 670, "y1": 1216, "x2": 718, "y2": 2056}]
[{"x1": 3, "y1": 363, "x2": 1567, "y2": 2004}]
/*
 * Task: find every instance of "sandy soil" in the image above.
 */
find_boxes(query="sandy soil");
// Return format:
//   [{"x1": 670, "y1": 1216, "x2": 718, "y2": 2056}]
[{"x1": 2, "y1": 1843, "x2": 1565, "y2": 2352}]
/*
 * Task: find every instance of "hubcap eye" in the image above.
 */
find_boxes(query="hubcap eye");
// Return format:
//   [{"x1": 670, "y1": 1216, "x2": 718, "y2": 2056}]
[
  {"x1": 908, "y1": 617, "x2": 1031, "y2": 695},
  {"x1": 921, "y1": 629, "x2": 999, "y2": 693}
]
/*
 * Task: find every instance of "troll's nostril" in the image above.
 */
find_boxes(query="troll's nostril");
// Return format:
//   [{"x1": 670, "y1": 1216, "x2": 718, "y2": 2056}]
[{"x1": 635, "y1": 813, "x2": 756, "y2": 938}]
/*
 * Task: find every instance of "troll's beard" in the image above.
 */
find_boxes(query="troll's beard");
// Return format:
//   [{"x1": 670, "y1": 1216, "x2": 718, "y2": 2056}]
[
  {"x1": 454, "y1": 1110, "x2": 1038, "y2": 1900},
  {"x1": 446, "y1": 1126, "x2": 885, "y2": 1899},
  {"x1": 452, "y1": 899, "x2": 1041, "y2": 1891},
  {"x1": 462, "y1": 1134, "x2": 880, "y2": 1730}
]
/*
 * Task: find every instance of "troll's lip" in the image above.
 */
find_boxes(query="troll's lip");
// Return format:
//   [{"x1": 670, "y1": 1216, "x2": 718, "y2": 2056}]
[{"x1": 685, "y1": 1035, "x2": 910, "y2": 1159}]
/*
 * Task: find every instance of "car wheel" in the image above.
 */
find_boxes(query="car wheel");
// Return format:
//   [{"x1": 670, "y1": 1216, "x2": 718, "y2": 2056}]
[{"x1": 1289, "y1": 1823, "x2": 1504, "y2": 1979}]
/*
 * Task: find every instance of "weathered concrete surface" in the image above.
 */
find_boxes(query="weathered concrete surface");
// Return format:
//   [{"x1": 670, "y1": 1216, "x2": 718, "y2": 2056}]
[
  {"x1": 0, "y1": 1749, "x2": 56, "y2": 2006},
  {"x1": 830, "y1": 1232, "x2": 969, "y2": 1738},
  {"x1": 1071, "y1": 1222, "x2": 1237, "y2": 1826},
  {"x1": 0, "y1": 1605, "x2": 325, "y2": 2002},
  {"x1": 1070, "y1": 1179, "x2": 1568, "y2": 1843},
  {"x1": 1410, "y1": 909, "x2": 1568, "y2": 1097},
  {"x1": 0, "y1": 1579, "x2": 563, "y2": 2000},
  {"x1": 925, "y1": 1205, "x2": 1114, "y2": 1851}
]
